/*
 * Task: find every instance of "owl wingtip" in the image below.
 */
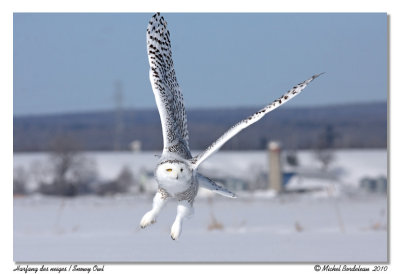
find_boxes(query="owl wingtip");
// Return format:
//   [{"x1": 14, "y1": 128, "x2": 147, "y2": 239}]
[{"x1": 313, "y1": 72, "x2": 325, "y2": 79}]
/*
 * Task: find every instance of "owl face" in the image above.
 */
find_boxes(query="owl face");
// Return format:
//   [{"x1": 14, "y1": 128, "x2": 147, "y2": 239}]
[{"x1": 155, "y1": 160, "x2": 192, "y2": 183}]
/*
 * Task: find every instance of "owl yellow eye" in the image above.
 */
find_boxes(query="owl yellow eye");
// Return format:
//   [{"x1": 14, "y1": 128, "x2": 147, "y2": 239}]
[{"x1": 166, "y1": 168, "x2": 172, "y2": 172}]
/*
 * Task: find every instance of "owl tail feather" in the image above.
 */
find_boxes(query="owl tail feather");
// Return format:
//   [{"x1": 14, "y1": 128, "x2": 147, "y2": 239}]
[{"x1": 197, "y1": 173, "x2": 237, "y2": 198}]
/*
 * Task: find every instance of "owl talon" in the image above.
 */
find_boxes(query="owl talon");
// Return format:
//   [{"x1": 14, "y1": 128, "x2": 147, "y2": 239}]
[
  {"x1": 140, "y1": 221, "x2": 155, "y2": 229},
  {"x1": 170, "y1": 218, "x2": 183, "y2": 240},
  {"x1": 140, "y1": 211, "x2": 157, "y2": 229}
]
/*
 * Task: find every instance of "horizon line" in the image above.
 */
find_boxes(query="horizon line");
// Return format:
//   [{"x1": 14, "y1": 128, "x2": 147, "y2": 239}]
[{"x1": 13, "y1": 100, "x2": 387, "y2": 118}]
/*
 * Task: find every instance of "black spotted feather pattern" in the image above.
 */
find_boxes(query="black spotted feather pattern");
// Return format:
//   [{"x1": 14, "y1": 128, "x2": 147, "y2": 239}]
[
  {"x1": 147, "y1": 13, "x2": 191, "y2": 159},
  {"x1": 191, "y1": 73, "x2": 324, "y2": 168}
]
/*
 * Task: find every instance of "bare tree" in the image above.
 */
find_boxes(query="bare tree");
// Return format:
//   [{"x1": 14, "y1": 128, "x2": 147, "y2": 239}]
[
  {"x1": 314, "y1": 125, "x2": 337, "y2": 171},
  {"x1": 30, "y1": 160, "x2": 52, "y2": 186},
  {"x1": 314, "y1": 147, "x2": 335, "y2": 171},
  {"x1": 115, "y1": 166, "x2": 134, "y2": 192},
  {"x1": 97, "y1": 166, "x2": 135, "y2": 196},
  {"x1": 39, "y1": 135, "x2": 98, "y2": 196},
  {"x1": 13, "y1": 166, "x2": 28, "y2": 196}
]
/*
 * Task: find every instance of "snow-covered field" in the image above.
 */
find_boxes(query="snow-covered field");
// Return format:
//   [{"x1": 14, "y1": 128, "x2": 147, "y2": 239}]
[
  {"x1": 14, "y1": 194, "x2": 387, "y2": 262},
  {"x1": 13, "y1": 149, "x2": 387, "y2": 262}
]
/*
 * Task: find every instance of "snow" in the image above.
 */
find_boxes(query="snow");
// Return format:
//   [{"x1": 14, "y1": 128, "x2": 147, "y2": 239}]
[
  {"x1": 13, "y1": 149, "x2": 387, "y2": 262},
  {"x1": 13, "y1": 149, "x2": 387, "y2": 188},
  {"x1": 14, "y1": 194, "x2": 387, "y2": 262}
]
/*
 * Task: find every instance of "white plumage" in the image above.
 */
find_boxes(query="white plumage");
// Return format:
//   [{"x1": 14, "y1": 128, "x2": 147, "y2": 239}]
[{"x1": 140, "y1": 13, "x2": 323, "y2": 240}]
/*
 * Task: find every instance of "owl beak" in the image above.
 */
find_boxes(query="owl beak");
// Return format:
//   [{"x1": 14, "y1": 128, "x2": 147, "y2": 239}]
[{"x1": 172, "y1": 171, "x2": 178, "y2": 179}]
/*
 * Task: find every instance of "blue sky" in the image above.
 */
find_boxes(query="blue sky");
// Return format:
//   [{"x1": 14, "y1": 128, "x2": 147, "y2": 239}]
[{"x1": 13, "y1": 13, "x2": 387, "y2": 115}]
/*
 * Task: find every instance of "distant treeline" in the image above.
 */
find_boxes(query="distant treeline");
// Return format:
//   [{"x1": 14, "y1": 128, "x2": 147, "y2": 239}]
[{"x1": 13, "y1": 102, "x2": 387, "y2": 152}]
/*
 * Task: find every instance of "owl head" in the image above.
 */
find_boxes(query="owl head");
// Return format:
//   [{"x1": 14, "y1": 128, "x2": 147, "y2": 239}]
[{"x1": 155, "y1": 159, "x2": 192, "y2": 182}]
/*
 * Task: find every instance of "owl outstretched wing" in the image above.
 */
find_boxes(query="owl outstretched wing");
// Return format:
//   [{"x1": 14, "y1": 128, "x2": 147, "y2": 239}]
[
  {"x1": 191, "y1": 73, "x2": 324, "y2": 168},
  {"x1": 197, "y1": 173, "x2": 237, "y2": 198},
  {"x1": 147, "y1": 13, "x2": 191, "y2": 159}
]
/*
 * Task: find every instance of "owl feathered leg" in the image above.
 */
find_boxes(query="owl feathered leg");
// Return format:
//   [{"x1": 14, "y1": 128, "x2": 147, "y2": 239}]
[
  {"x1": 170, "y1": 200, "x2": 193, "y2": 240},
  {"x1": 140, "y1": 191, "x2": 169, "y2": 229}
]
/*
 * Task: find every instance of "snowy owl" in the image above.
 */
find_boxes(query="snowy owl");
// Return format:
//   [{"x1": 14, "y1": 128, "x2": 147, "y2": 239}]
[{"x1": 140, "y1": 13, "x2": 322, "y2": 240}]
